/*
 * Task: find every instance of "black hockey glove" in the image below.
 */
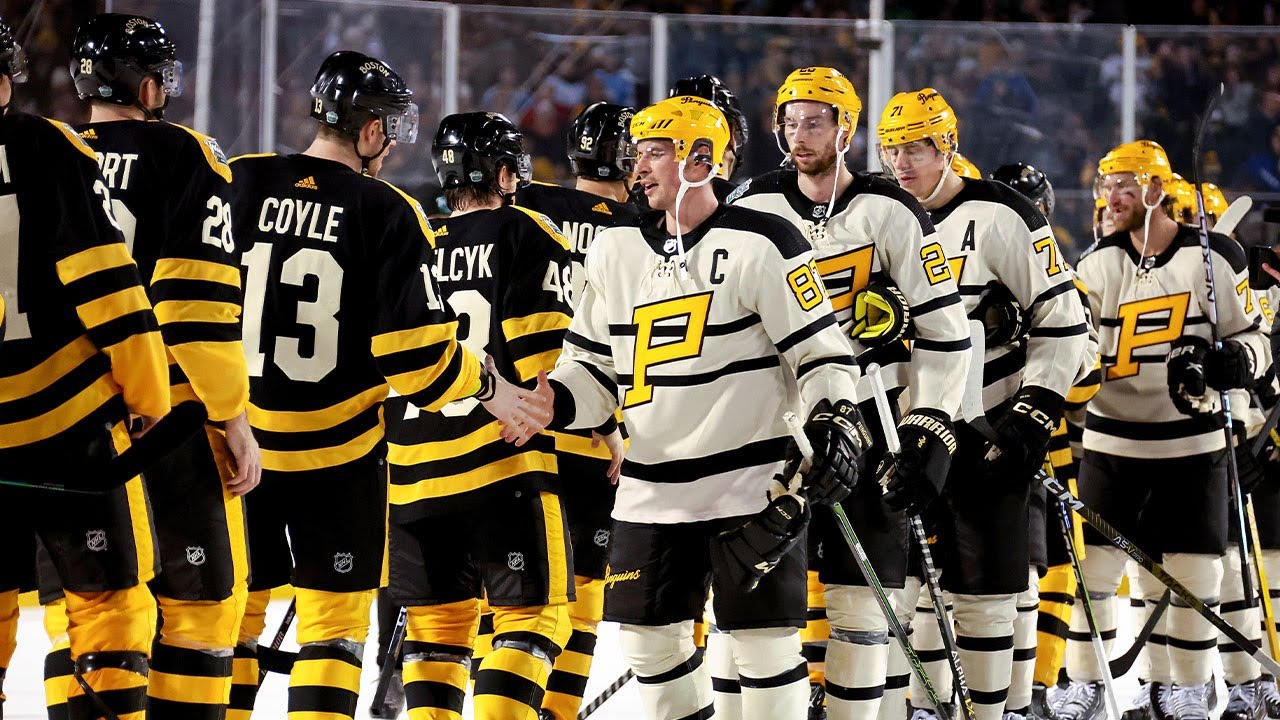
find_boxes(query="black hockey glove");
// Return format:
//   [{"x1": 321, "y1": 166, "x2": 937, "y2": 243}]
[
  {"x1": 852, "y1": 282, "x2": 911, "y2": 348},
  {"x1": 711, "y1": 485, "x2": 810, "y2": 591},
  {"x1": 1167, "y1": 336, "x2": 1213, "y2": 416},
  {"x1": 973, "y1": 285, "x2": 1028, "y2": 348},
  {"x1": 880, "y1": 409, "x2": 957, "y2": 514},
  {"x1": 1205, "y1": 340, "x2": 1254, "y2": 391},
  {"x1": 1234, "y1": 423, "x2": 1267, "y2": 495},
  {"x1": 984, "y1": 386, "x2": 1063, "y2": 484},
  {"x1": 791, "y1": 399, "x2": 873, "y2": 506}
]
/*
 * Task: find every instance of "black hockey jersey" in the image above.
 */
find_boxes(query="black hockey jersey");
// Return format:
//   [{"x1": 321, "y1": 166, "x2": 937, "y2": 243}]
[
  {"x1": 385, "y1": 205, "x2": 573, "y2": 519},
  {"x1": 229, "y1": 153, "x2": 481, "y2": 473},
  {"x1": 76, "y1": 120, "x2": 247, "y2": 424},
  {"x1": 0, "y1": 112, "x2": 169, "y2": 461}
]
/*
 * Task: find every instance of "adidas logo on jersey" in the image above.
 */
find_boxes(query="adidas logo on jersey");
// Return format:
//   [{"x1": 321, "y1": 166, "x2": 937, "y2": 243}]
[
  {"x1": 79, "y1": 128, "x2": 98, "y2": 140},
  {"x1": 294, "y1": 176, "x2": 318, "y2": 190},
  {"x1": 433, "y1": 225, "x2": 448, "y2": 236},
  {"x1": 591, "y1": 202, "x2": 612, "y2": 215}
]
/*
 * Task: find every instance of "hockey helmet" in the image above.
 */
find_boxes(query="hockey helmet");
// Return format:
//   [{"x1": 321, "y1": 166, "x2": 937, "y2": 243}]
[
  {"x1": 630, "y1": 96, "x2": 731, "y2": 166},
  {"x1": 567, "y1": 102, "x2": 635, "y2": 181},
  {"x1": 990, "y1": 163, "x2": 1055, "y2": 219},
  {"x1": 951, "y1": 153, "x2": 981, "y2": 180},
  {"x1": 876, "y1": 88, "x2": 958, "y2": 154},
  {"x1": 1199, "y1": 182, "x2": 1229, "y2": 223},
  {"x1": 310, "y1": 51, "x2": 418, "y2": 144},
  {"x1": 774, "y1": 66, "x2": 861, "y2": 138},
  {"x1": 0, "y1": 17, "x2": 28, "y2": 84},
  {"x1": 1165, "y1": 173, "x2": 1195, "y2": 222},
  {"x1": 1094, "y1": 140, "x2": 1172, "y2": 197},
  {"x1": 432, "y1": 111, "x2": 532, "y2": 190},
  {"x1": 71, "y1": 14, "x2": 180, "y2": 106},
  {"x1": 669, "y1": 75, "x2": 748, "y2": 154}
]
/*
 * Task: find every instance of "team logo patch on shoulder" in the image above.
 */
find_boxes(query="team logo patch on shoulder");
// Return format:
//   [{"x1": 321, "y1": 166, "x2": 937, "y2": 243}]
[
  {"x1": 591, "y1": 201, "x2": 612, "y2": 215},
  {"x1": 333, "y1": 552, "x2": 353, "y2": 574},
  {"x1": 204, "y1": 137, "x2": 228, "y2": 165},
  {"x1": 507, "y1": 552, "x2": 525, "y2": 572},
  {"x1": 295, "y1": 175, "x2": 318, "y2": 190},
  {"x1": 725, "y1": 177, "x2": 751, "y2": 204}
]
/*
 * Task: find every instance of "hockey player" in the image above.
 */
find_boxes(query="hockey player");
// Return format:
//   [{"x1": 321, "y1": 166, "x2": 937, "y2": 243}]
[
  {"x1": 1058, "y1": 139, "x2": 1268, "y2": 720},
  {"x1": 728, "y1": 66, "x2": 971, "y2": 720},
  {"x1": 56, "y1": 15, "x2": 260, "y2": 719},
  {"x1": 514, "y1": 94, "x2": 871, "y2": 720},
  {"x1": 668, "y1": 75, "x2": 747, "y2": 197},
  {"x1": 229, "y1": 53, "x2": 549, "y2": 720},
  {"x1": 515, "y1": 100, "x2": 638, "y2": 720},
  {"x1": 0, "y1": 14, "x2": 174, "y2": 719},
  {"x1": 875, "y1": 88, "x2": 1091, "y2": 720},
  {"x1": 383, "y1": 110, "x2": 576, "y2": 720}
]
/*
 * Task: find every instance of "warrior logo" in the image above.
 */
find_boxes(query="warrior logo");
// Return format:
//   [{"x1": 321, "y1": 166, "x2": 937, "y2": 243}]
[
  {"x1": 593, "y1": 529, "x2": 610, "y2": 547},
  {"x1": 507, "y1": 552, "x2": 525, "y2": 572},
  {"x1": 86, "y1": 530, "x2": 107, "y2": 552},
  {"x1": 333, "y1": 552, "x2": 354, "y2": 574},
  {"x1": 186, "y1": 546, "x2": 206, "y2": 566}
]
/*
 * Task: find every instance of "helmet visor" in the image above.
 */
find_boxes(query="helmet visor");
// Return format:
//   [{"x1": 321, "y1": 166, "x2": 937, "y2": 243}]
[
  {"x1": 384, "y1": 102, "x2": 419, "y2": 144},
  {"x1": 8, "y1": 45, "x2": 27, "y2": 84},
  {"x1": 158, "y1": 59, "x2": 183, "y2": 97},
  {"x1": 515, "y1": 151, "x2": 533, "y2": 186}
]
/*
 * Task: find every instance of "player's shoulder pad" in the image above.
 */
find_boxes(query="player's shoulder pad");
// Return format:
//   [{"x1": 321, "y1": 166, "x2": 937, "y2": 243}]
[
  {"x1": 852, "y1": 171, "x2": 935, "y2": 235},
  {"x1": 510, "y1": 205, "x2": 570, "y2": 251},
  {"x1": 967, "y1": 178, "x2": 1049, "y2": 232},
  {"x1": 39, "y1": 116, "x2": 99, "y2": 163},
  {"x1": 717, "y1": 204, "x2": 811, "y2": 260},
  {"x1": 725, "y1": 169, "x2": 789, "y2": 204},
  {"x1": 374, "y1": 177, "x2": 437, "y2": 248},
  {"x1": 169, "y1": 122, "x2": 232, "y2": 183}
]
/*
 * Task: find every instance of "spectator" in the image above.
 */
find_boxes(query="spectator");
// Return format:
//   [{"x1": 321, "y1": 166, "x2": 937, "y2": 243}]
[{"x1": 1233, "y1": 121, "x2": 1280, "y2": 192}]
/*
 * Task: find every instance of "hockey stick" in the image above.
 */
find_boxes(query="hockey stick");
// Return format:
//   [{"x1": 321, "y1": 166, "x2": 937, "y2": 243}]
[
  {"x1": 1214, "y1": 196, "x2": 1253, "y2": 237},
  {"x1": 371, "y1": 605, "x2": 408, "y2": 709},
  {"x1": 1049, "y1": 464, "x2": 1120, "y2": 720},
  {"x1": 578, "y1": 669, "x2": 636, "y2": 719},
  {"x1": 1192, "y1": 83, "x2": 1257, "y2": 610},
  {"x1": 1247, "y1": 498, "x2": 1280, "y2": 659},
  {"x1": 257, "y1": 598, "x2": 297, "y2": 685},
  {"x1": 784, "y1": 411, "x2": 954, "y2": 720},
  {"x1": 0, "y1": 402, "x2": 208, "y2": 494},
  {"x1": 866, "y1": 364, "x2": 976, "y2": 720},
  {"x1": 1107, "y1": 588, "x2": 1171, "y2": 678}
]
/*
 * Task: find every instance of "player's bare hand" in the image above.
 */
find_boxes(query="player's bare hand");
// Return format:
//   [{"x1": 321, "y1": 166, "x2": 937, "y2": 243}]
[
  {"x1": 222, "y1": 411, "x2": 262, "y2": 496},
  {"x1": 591, "y1": 427, "x2": 624, "y2": 484},
  {"x1": 130, "y1": 414, "x2": 161, "y2": 439},
  {"x1": 1263, "y1": 261, "x2": 1280, "y2": 285},
  {"x1": 482, "y1": 361, "x2": 554, "y2": 446}
]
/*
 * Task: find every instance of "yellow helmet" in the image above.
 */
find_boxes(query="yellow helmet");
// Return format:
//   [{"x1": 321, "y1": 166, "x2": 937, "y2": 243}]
[
  {"x1": 876, "y1": 87, "x2": 958, "y2": 154},
  {"x1": 630, "y1": 95, "x2": 731, "y2": 165},
  {"x1": 775, "y1": 66, "x2": 861, "y2": 137},
  {"x1": 1165, "y1": 173, "x2": 1195, "y2": 222},
  {"x1": 951, "y1": 153, "x2": 980, "y2": 179},
  {"x1": 1199, "y1": 182, "x2": 1229, "y2": 220},
  {"x1": 1095, "y1": 140, "x2": 1173, "y2": 191}
]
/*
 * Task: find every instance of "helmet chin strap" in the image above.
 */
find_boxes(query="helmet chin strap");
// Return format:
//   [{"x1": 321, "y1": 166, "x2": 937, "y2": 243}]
[
  {"x1": 919, "y1": 149, "x2": 956, "y2": 206},
  {"x1": 1133, "y1": 181, "x2": 1166, "y2": 279},
  {"x1": 672, "y1": 156, "x2": 718, "y2": 279},
  {"x1": 821, "y1": 125, "x2": 849, "y2": 223},
  {"x1": 354, "y1": 135, "x2": 392, "y2": 176}
]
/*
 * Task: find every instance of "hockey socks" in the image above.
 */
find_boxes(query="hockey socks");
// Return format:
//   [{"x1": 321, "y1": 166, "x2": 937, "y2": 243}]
[
  {"x1": 404, "y1": 599, "x2": 478, "y2": 720},
  {"x1": 147, "y1": 643, "x2": 233, "y2": 719},
  {"x1": 473, "y1": 605, "x2": 569, "y2": 720},
  {"x1": 63, "y1": 586, "x2": 156, "y2": 720},
  {"x1": 878, "y1": 582, "x2": 917, "y2": 720},
  {"x1": 825, "y1": 585, "x2": 890, "y2": 720},
  {"x1": 227, "y1": 588, "x2": 270, "y2": 720},
  {"x1": 732, "y1": 628, "x2": 809, "y2": 720},
  {"x1": 1009, "y1": 570, "x2": 1041, "y2": 713},
  {"x1": 953, "y1": 593, "x2": 1018, "y2": 720},
  {"x1": 471, "y1": 601, "x2": 495, "y2": 686},
  {"x1": 1033, "y1": 563, "x2": 1075, "y2": 688},
  {"x1": 1163, "y1": 553, "x2": 1223, "y2": 686},
  {"x1": 803, "y1": 571, "x2": 831, "y2": 689},
  {"x1": 909, "y1": 587, "x2": 955, "y2": 712},
  {"x1": 287, "y1": 588, "x2": 374, "y2": 720},
  {"x1": 621, "y1": 621, "x2": 713, "y2": 720},
  {"x1": 1220, "y1": 546, "x2": 1263, "y2": 685},
  {"x1": 43, "y1": 599, "x2": 71, "y2": 720},
  {"x1": 542, "y1": 577, "x2": 604, "y2": 720},
  {"x1": 708, "y1": 625, "x2": 742, "y2": 718}
]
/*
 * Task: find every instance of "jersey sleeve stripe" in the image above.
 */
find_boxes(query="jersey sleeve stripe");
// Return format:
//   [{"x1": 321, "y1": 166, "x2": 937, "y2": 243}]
[
  {"x1": 260, "y1": 422, "x2": 384, "y2": 473},
  {"x1": 775, "y1": 314, "x2": 838, "y2": 354},
  {"x1": 620, "y1": 436, "x2": 789, "y2": 484},
  {"x1": 372, "y1": 322, "x2": 461, "y2": 359},
  {"x1": 911, "y1": 293, "x2": 964, "y2": 316},
  {"x1": 55, "y1": 243, "x2": 137, "y2": 284},
  {"x1": 398, "y1": 345, "x2": 482, "y2": 413},
  {"x1": 384, "y1": 341, "x2": 463, "y2": 398},
  {"x1": 152, "y1": 299, "x2": 240, "y2": 326},
  {"x1": 513, "y1": 349, "x2": 562, "y2": 384},
  {"x1": 0, "y1": 337, "x2": 97, "y2": 403},
  {"x1": 617, "y1": 356, "x2": 781, "y2": 388},
  {"x1": 1029, "y1": 280, "x2": 1077, "y2": 309},
  {"x1": 0, "y1": 373, "x2": 118, "y2": 448},
  {"x1": 76, "y1": 287, "x2": 153, "y2": 329},
  {"x1": 151, "y1": 258, "x2": 242, "y2": 288},
  {"x1": 565, "y1": 331, "x2": 611, "y2": 356},
  {"x1": 248, "y1": 383, "x2": 387, "y2": 433},
  {"x1": 0, "y1": 354, "x2": 108, "y2": 423},
  {"x1": 1028, "y1": 323, "x2": 1089, "y2": 339},
  {"x1": 796, "y1": 355, "x2": 859, "y2": 379},
  {"x1": 159, "y1": 321, "x2": 241, "y2": 346},
  {"x1": 912, "y1": 337, "x2": 972, "y2": 352},
  {"x1": 503, "y1": 312, "x2": 572, "y2": 342}
]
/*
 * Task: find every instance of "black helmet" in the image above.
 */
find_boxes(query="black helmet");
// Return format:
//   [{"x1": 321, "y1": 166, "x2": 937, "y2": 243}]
[
  {"x1": 991, "y1": 163, "x2": 1055, "y2": 220},
  {"x1": 310, "y1": 51, "x2": 418, "y2": 144},
  {"x1": 70, "y1": 14, "x2": 180, "y2": 109},
  {"x1": 432, "y1": 112, "x2": 532, "y2": 190},
  {"x1": 0, "y1": 17, "x2": 28, "y2": 84},
  {"x1": 669, "y1": 75, "x2": 748, "y2": 154},
  {"x1": 567, "y1": 102, "x2": 635, "y2": 181}
]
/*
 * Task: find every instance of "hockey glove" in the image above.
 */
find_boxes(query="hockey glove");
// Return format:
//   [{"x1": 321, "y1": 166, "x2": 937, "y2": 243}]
[
  {"x1": 881, "y1": 409, "x2": 958, "y2": 514},
  {"x1": 984, "y1": 386, "x2": 1063, "y2": 484},
  {"x1": 1167, "y1": 336, "x2": 1215, "y2": 416},
  {"x1": 1205, "y1": 340, "x2": 1254, "y2": 391},
  {"x1": 972, "y1": 285, "x2": 1028, "y2": 348},
  {"x1": 791, "y1": 399, "x2": 873, "y2": 506},
  {"x1": 711, "y1": 476, "x2": 810, "y2": 591},
  {"x1": 852, "y1": 282, "x2": 911, "y2": 348}
]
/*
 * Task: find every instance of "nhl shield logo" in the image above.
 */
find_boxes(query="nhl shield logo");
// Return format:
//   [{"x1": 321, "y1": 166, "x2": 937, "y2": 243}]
[
  {"x1": 185, "y1": 546, "x2": 206, "y2": 566},
  {"x1": 333, "y1": 552, "x2": 354, "y2": 574},
  {"x1": 593, "y1": 529, "x2": 610, "y2": 548},
  {"x1": 507, "y1": 552, "x2": 526, "y2": 572},
  {"x1": 85, "y1": 530, "x2": 107, "y2": 552}
]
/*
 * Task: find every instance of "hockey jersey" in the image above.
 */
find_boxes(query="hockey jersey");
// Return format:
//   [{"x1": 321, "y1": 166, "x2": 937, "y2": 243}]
[
  {"x1": 929, "y1": 178, "x2": 1089, "y2": 412},
  {"x1": 385, "y1": 205, "x2": 573, "y2": 519},
  {"x1": 229, "y1": 153, "x2": 481, "y2": 473},
  {"x1": 0, "y1": 112, "x2": 169, "y2": 463},
  {"x1": 728, "y1": 169, "x2": 971, "y2": 419},
  {"x1": 1076, "y1": 225, "x2": 1268, "y2": 458},
  {"x1": 77, "y1": 120, "x2": 247, "y2": 424},
  {"x1": 550, "y1": 205, "x2": 861, "y2": 523}
]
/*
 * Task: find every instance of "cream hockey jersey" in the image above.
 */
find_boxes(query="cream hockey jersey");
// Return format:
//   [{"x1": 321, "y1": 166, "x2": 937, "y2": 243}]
[
  {"x1": 728, "y1": 169, "x2": 971, "y2": 418},
  {"x1": 1076, "y1": 225, "x2": 1268, "y2": 459},
  {"x1": 550, "y1": 205, "x2": 861, "y2": 524},
  {"x1": 929, "y1": 179, "x2": 1090, "y2": 412}
]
